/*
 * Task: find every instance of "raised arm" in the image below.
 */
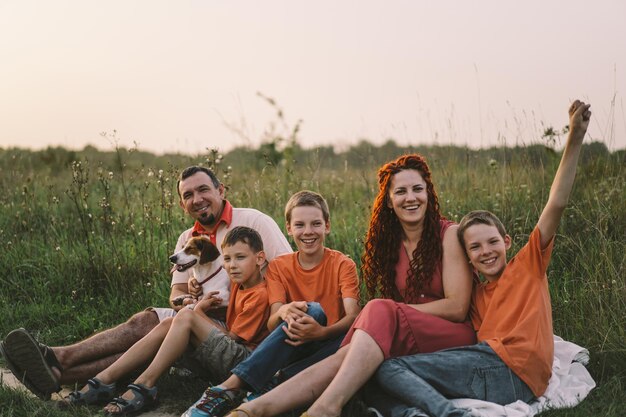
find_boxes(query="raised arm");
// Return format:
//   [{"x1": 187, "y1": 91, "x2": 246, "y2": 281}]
[
  {"x1": 408, "y1": 224, "x2": 473, "y2": 322},
  {"x1": 537, "y1": 100, "x2": 591, "y2": 248}
]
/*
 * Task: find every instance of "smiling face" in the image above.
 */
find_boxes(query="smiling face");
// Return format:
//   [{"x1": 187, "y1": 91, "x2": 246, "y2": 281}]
[
  {"x1": 387, "y1": 169, "x2": 428, "y2": 229},
  {"x1": 222, "y1": 241, "x2": 265, "y2": 289},
  {"x1": 462, "y1": 223, "x2": 512, "y2": 282},
  {"x1": 178, "y1": 172, "x2": 224, "y2": 228},
  {"x1": 286, "y1": 205, "x2": 330, "y2": 259}
]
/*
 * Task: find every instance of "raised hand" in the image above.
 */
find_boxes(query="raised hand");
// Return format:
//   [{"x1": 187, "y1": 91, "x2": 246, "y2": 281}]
[{"x1": 568, "y1": 100, "x2": 591, "y2": 140}]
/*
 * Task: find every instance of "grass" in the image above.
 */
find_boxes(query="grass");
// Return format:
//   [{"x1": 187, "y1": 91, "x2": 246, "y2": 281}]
[{"x1": 0, "y1": 142, "x2": 624, "y2": 416}]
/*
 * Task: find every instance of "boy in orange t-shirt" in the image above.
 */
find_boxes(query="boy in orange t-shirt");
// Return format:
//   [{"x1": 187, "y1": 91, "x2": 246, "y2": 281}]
[
  {"x1": 375, "y1": 100, "x2": 592, "y2": 417},
  {"x1": 56, "y1": 226, "x2": 270, "y2": 414},
  {"x1": 183, "y1": 190, "x2": 361, "y2": 417}
]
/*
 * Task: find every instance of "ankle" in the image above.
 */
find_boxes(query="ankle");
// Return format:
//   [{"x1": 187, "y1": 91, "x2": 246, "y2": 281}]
[
  {"x1": 307, "y1": 403, "x2": 341, "y2": 417},
  {"x1": 133, "y1": 378, "x2": 155, "y2": 390},
  {"x1": 94, "y1": 372, "x2": 114, "y2": 385},
  {"x1": 218, "y1": 382, "x2": 242, "y2": 391}
]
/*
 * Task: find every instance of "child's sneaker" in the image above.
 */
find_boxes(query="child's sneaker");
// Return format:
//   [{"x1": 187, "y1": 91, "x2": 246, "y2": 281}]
[{"x1": 181, "y1": 387, "x2": 245, "y2": 417}]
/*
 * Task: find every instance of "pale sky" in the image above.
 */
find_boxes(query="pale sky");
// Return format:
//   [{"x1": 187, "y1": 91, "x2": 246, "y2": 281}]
[{"x1": 1, "y1": 0, "x2": 625, "y2": 154}]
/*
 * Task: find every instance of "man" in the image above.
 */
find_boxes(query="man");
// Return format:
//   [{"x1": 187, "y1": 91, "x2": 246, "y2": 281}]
[{"x1": 0, "y1": 166, "x2": 292, "y2": 400}]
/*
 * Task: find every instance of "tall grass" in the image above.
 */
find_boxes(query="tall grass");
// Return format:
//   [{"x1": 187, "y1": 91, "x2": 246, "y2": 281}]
[{"x1": 0, "y1": 142, "x2": 623, "y2": 416}]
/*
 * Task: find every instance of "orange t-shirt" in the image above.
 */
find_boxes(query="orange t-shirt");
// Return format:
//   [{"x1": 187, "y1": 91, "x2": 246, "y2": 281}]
[
  {"x1": 225, "y1": 281, "x2": 270, "y2": 349},
  {"x1": 266, "y1": 248, "x2": 360, "y2": 326},
  {"x1": 471, "y1": 227, "x2": 555, "y2": 397}
]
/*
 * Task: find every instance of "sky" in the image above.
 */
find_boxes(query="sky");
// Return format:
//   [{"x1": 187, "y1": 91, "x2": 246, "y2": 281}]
[{"x1": 1, "y1": 0, "x2": 625, "y2": 155}]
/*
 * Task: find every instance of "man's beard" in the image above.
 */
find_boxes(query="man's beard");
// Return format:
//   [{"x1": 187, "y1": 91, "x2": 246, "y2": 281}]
[{"x1": 198, "y1": 212, "x2": 216, "y2": 226}]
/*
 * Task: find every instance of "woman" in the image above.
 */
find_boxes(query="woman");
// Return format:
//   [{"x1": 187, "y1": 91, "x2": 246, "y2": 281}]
[{"x1": 228, "y1": 154, "x2": 476, "y2": 417}]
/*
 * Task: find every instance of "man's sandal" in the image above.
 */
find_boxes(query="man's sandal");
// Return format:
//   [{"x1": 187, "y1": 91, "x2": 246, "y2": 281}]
[
  {"x1": 2, "y1": 329, "x2": 61, "y2": 398},
  {"x1": 0, "y1": 340, "x2": 49, "y2": 400},
  {"x1": 64, "y1": 377, "x2": 116, "y2": 405},
  {"x1": 105, "y1": 383, "x2": 158, "y2": 415}
]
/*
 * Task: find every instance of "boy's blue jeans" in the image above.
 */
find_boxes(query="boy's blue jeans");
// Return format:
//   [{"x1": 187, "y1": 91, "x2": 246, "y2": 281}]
[
  {"x1": 231, "y1": 302, "x2": 344, "y2": 393},
  {"x1": 375, "y1": 342, "x2": 535, "y2": 417}
]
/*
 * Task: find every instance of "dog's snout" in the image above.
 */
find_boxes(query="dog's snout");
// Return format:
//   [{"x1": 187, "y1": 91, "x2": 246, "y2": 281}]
[{"x1": 169, "y1": 255, "x2": 178, "y2": 263}]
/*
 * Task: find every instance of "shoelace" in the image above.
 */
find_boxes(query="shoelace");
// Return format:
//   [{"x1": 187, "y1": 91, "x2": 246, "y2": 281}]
[{"x1": 197, "y1": 390, "x2": 230, "y2": 412}]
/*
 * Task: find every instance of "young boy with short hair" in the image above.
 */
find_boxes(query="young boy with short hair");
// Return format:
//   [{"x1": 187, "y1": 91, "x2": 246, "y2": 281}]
[
  {"x1": 63, "y1": 226, "x2": 271, "y2": 415},
  {"x1": 374, "y1": 100, "x2": 592, "y2": 417},
  {"x1": 184, "y1": 190, "x2": 361, "y2": 417}
]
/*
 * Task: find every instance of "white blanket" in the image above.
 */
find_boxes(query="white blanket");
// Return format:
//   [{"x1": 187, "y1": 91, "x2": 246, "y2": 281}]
[{"x1": 450, "y1": 335, "x2": 596, "y2": 417}]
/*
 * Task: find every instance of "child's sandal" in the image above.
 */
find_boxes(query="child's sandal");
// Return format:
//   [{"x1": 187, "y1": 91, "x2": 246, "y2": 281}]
[
  {"x1": 104, "y1": 383, "x2": 157, "y2": 415},
  {"x1": 64, "y1": 377, "x2": 116, "y2": 405}
]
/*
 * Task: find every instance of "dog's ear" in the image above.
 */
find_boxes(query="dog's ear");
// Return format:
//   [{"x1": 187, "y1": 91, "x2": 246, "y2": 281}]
[{"x1": 199, "y1": 238, "x2": 221, "y2": 264}]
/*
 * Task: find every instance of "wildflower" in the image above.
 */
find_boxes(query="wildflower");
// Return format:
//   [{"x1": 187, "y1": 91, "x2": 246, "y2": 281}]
[
  {"x1": 108, "y1": 171, "x2": 114, "y2": 179},
  {"x1": 488, "y1": 159, "x2": 498, "y2": 168}
]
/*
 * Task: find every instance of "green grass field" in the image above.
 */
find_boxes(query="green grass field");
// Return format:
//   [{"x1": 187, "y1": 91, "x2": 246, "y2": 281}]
[{"x1": 0, "y1": 142, "x2": 624, "y2": 416}]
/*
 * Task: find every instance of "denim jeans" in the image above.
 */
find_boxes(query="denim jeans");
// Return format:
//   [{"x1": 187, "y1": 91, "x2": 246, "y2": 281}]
[
  {"x1": 231, "y1": 302, "x2": 344, "y2": 392},
  {"x1": 362, "y1": 379, "x2": 429, "y2": 417},
  {"x1": 376, "y1": 342, "x2": 534, "y2": 417}
]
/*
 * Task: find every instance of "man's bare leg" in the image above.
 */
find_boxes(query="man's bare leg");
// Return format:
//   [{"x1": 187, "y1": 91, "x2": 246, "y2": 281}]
[
  {"x1": 58, "y1": 353, "x2": 124, "y2": 385},
  {"x1": 51, "y1": 310, "x2": 159, "y2": 384}
]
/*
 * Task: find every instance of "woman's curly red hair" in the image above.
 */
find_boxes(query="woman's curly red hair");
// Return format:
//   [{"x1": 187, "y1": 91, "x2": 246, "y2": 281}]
[{"x1": 361, "y1": 154, "x2": 444, "y2": 302}]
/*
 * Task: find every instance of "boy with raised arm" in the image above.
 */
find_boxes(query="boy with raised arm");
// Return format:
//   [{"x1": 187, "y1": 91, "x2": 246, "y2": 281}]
[{"x1": 374, "y1": 100, "x2": 592, "y2": 417}]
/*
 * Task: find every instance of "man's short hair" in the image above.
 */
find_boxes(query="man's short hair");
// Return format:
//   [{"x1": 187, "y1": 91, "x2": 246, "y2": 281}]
[
  {"x1": 284, "y1": 190, "x2": 330, "y2": 224},
  {"x1": 222, "y1": 226, "x2": 264, "y2": 253},
  {"x1": 177, "y1": 166, "x2": 221, "y2": 197},
  {"x1": 457, "y1": 210, "x2": 508, "y2": 250}
]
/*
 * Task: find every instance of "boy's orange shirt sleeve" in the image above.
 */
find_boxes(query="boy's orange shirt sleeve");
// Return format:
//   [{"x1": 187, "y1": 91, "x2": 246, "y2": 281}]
[
  {"x1": 266, "y1": 257, "x2": 289, "y2": 306},
  {"x1": 226, "y1": 283, "x2": 270, "y2": 348}
]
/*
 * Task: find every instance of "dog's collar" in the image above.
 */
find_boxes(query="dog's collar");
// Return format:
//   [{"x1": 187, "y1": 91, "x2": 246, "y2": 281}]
[{"x1": 196, "y1": 266, "x2": 224, "y2": 286}]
